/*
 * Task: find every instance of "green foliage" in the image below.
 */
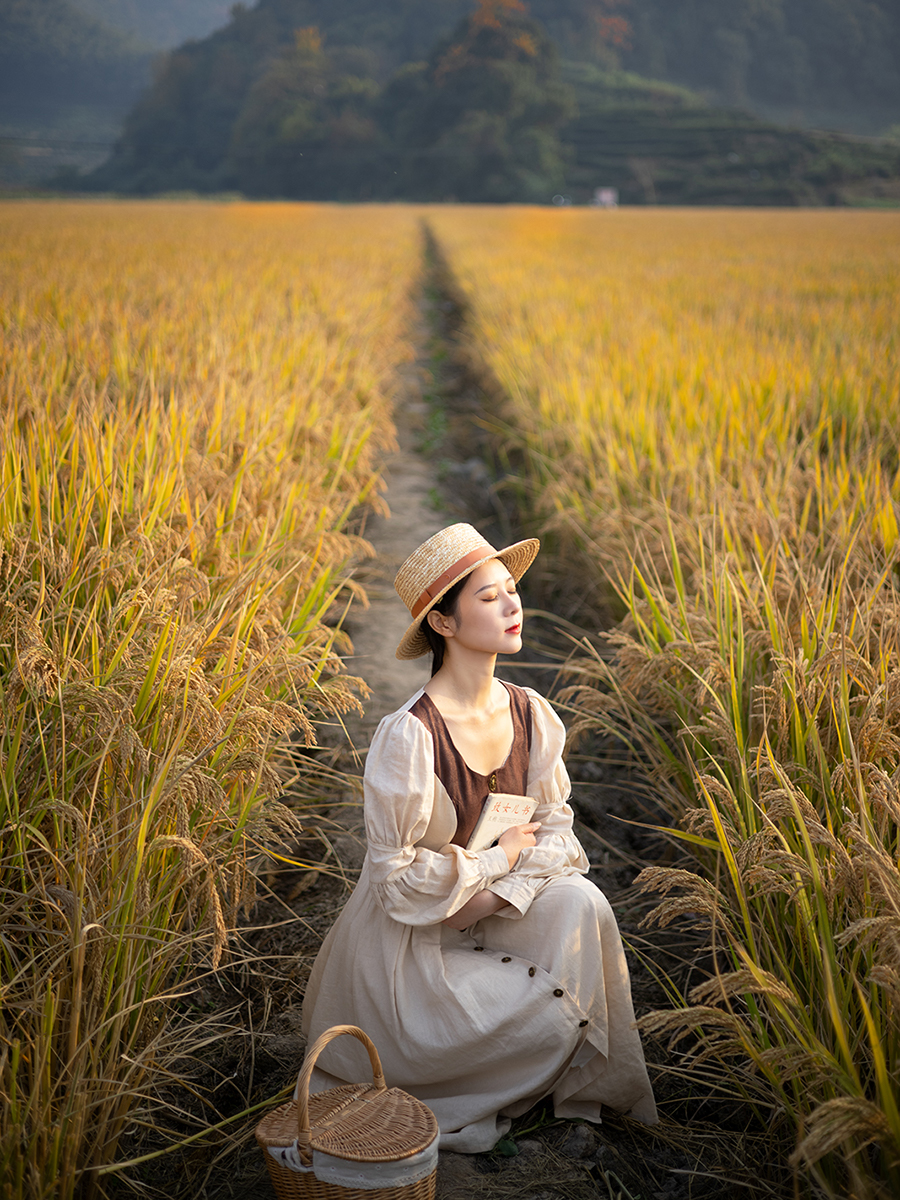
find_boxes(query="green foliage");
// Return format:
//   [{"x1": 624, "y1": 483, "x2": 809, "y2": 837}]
[
  {"x1": 380, "y1": 6, "x2": 576, "y2": 202},
  {"x1": 229, "y1": 30, "x2": 385, "y2": 199},
  {"x1": 9, "y1": 0, "x2": 900, "y2": 192},
  {"x1": 96, "y1": 2, "x2": 576, "y2": 202},
  {"x1": 85, "y1": 0, "x2": 473, "y2": 193}
]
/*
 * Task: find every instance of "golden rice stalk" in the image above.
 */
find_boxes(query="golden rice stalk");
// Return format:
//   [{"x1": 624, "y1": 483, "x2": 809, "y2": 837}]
[
  {"x1": 150, "y1": 834, "x2": 227, "y2": 968},
  {"x1": 689, "y1": 968, "x2": 799, "y2": 1008},
  {"x1": 637, "y1": 1004, "x2": 750, "y2": 1053},
  {"x1": 791, "y1": 1098, "x2": 893, "y2": 1169},
  {"x1": 634, "y1": 865, "x2": 735, "y2": 935}
]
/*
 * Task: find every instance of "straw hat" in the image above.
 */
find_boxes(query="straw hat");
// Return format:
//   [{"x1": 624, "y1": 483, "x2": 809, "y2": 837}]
[{"x1": 394, "y1": 523, "x2": 539, "y2": 659}]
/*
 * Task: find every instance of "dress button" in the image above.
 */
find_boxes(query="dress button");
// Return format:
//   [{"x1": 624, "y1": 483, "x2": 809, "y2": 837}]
[
  {"x1": 528, "y1": 966, "x2": 536, "y2": 977},
  {"x1": 579, "y1": 1019, "x2": 589, "y2": 1027},
  {"x1": 553, "y1": 988, "x2": 564, "y2": 998},
  {"x1": 474, "y1": 946, "x2": 484, "y2": 952},
  {"x1": 501, "y1": 956, "x2": 511, "y2": 963}
]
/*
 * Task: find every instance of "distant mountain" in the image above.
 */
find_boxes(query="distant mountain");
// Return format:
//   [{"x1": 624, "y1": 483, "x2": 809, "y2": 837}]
[
  {"x1": 7, "y1": 0, "x2": 899, "y2": 147},
  {"x1": 10, "y1": 0, "x2": 898, "y2": 198},
  {"x1": 70, "y1": 0, "x2": 232, "y2": 49},
  {"x1": 88, "y1": 0, "x2": 900, "y2": 150},
  {"x1": 84, "y1": 0, "x2": 899, "y2": 205}
]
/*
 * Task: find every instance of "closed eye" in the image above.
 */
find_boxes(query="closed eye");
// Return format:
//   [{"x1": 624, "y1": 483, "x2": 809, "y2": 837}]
[{"x1": 473, "y1": 573, "x2": 517, "y2": 598}]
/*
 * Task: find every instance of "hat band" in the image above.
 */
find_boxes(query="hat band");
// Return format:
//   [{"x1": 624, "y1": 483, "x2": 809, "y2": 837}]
[{"x1": 410, "y1": 547, "x2": 492, "y2": 619}]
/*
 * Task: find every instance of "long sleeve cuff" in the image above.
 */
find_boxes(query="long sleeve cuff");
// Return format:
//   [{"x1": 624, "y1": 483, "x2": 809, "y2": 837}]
[
  {"x1": 488, "y1": 873, "x2": 540, "y2": 917},
  {"x1": 373, "y1": 842, "x2": 511, "y2": 926}
]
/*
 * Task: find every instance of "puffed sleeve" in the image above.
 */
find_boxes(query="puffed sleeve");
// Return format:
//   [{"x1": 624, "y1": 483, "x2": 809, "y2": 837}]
[
  {"x1": 488, "y1": 688, "x2": 589, "y2": 918},
  {"x1": 365, "y1": 707, "x2": 512, "y2": 925}
]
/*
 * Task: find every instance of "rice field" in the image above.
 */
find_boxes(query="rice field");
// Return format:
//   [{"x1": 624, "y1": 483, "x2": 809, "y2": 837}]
[
  {"x1": 4, "y1": 199, "x2": 899, "y2": 1198},
  {"x1": 0, "y1": 201, "x2": 419, "y2": 1199},
  {"x1": 428, "y1": 206, "x2": 900, "y2": 1197}
]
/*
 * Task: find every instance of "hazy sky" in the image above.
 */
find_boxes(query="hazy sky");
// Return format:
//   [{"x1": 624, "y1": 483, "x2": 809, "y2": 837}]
[{"x1": 72, "y1": 0, "x2": 233, "y2": 48}]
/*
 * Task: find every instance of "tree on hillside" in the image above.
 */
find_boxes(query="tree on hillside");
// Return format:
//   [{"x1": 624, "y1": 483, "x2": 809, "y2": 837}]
[
  {"x1": 89, "y1": 0, "x2": 471, "y2": 193},
  {"x1": 587, "y1": 0, "x2": 633, "y2": 66},
  {"x1": 381, "y1": 0, "x2": 576, "y2": 201},
  {"x1": 228, "y1": 27, "x2": 384, "y2": 198}
]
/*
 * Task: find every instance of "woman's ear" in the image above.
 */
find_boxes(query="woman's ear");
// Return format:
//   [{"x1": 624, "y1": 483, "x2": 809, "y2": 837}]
[{"x1": 427, "y1": 608, "x2": 456, "y2": 639}]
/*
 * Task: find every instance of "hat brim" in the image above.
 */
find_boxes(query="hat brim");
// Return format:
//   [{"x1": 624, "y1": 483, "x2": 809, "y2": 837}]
[{"x1": 395, "y1": 537, "x2": 540, "y2": 660}]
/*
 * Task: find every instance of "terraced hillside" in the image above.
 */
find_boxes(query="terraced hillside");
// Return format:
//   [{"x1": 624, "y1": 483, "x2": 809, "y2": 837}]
[{"x1": 561, "y1": 62, "x2": 900, "y2": 206}]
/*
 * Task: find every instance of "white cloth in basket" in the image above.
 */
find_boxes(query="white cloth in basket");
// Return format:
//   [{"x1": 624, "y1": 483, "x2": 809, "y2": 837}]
[{"x1": 266, "y1": 1139, "x2": 439, "y2": 1189}]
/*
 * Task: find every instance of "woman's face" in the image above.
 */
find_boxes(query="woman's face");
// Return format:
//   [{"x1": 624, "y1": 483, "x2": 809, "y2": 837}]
[{"x1": 431, "y1": 558, "x2": 523, "y2": 656}]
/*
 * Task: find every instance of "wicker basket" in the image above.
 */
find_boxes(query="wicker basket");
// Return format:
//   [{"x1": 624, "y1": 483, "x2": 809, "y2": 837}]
[{"x1": 255, "y1": 1024, "x2": 440, "y2": 1200}]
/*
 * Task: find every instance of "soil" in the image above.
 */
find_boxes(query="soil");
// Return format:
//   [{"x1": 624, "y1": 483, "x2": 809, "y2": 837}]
[{"x1": 122, "y1": 242, "x2": 792, "y2": 1200}]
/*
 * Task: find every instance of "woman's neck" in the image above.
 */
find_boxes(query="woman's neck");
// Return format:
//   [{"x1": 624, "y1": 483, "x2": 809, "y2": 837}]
[{"x1": 425, "y1": 647, "x2": 500, "y2": 714}]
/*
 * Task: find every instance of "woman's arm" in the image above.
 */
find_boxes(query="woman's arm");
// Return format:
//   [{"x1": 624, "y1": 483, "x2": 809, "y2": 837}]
[
  {"x1": 440, "y1": 821, "x2": 540, "y2": 929},
  {"x1": 442, "y1": 890, "x2": 510, "y2": 929}
]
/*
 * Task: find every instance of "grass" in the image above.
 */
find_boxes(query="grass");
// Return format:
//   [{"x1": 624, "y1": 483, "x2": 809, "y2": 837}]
[
  {"x1": 0, "y1": 200, "x2": 420, "y2": 1199},
  {"x1": 426, "y1": 204, "x2": 900, "y2": 1197}
]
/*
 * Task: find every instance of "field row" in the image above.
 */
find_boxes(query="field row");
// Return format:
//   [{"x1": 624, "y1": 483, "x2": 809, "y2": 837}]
[
  {"x1": 0, "y1": 202, "x2": 420, "y2": 1198},
  {"x1": 429, "y1": 205, "x2": 900, "y2": 1198}
]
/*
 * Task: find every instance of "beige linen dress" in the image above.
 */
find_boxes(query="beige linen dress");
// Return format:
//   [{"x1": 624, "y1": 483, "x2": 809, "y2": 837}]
[{"x1": 301, "y1": 683, "x2": 657, "y2": 1152}]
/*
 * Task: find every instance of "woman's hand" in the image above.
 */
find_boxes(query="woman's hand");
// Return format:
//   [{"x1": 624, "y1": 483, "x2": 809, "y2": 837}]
[
  {"x1": 498, "y1": 821, "x2": 541, "y2": 869},
  {"x1": 442, "y1": 890, "x2": 510, "y2": 930}
]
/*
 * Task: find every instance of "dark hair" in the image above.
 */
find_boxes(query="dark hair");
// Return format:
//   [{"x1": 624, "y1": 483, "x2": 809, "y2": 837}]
[{"x1": 421, "y1": 574, "x2": 468, "y2": 676}]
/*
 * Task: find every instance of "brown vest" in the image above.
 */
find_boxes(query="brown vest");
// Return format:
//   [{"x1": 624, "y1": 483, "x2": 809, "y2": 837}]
[{"x1": 409, "y1": 682, "x2": 533, "y2": 848}]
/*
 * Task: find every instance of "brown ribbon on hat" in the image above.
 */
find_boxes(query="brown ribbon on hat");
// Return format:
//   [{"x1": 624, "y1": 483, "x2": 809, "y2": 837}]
[{"x1": 410, "y1": 548, "x2": 490, "y2": 619}]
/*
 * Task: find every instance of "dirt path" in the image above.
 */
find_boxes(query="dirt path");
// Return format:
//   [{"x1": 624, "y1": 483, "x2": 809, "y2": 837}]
[
  {"x1": 287, "y1": 309, "x2": 651, "y2": 1200},
  {"x1": 341, "y1": 384, "x2": 442, "y2": 736}
]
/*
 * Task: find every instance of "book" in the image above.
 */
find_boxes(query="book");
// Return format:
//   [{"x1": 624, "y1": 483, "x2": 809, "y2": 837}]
[{"x1": 466, "y1": 792, "x2": 538, "y2": 853}]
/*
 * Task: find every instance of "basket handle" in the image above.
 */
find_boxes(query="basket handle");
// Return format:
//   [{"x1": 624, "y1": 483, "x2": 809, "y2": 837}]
[{"x1": 295, "y1": 1025, "x2": 386, "y2": 1161}]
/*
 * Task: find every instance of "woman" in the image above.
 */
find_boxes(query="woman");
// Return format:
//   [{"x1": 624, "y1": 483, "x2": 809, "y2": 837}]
[{"x1": 301, "y1": 523, "x2": 657, "y2": 1151}]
